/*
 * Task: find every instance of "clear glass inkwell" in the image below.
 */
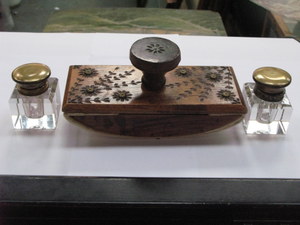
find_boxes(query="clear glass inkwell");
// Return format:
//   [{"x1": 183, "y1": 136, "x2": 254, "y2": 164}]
[
  {"x1": 9, "y1": 63, "x2": 61, "y2": 129},
  {"x1": 243, "y1": 67, "x2": 292, "y2": 135}
]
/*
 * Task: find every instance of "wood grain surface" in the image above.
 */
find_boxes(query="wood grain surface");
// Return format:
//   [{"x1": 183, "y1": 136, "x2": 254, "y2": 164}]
[{"x1": 63, "y1": 65, "x2": 246, "y2": 136}]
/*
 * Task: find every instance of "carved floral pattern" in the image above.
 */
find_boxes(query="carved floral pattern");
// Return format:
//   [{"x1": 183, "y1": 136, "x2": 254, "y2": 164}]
[
  {"x1": 205, "y1": 72, "x2": 223, "y2": 82},
  {"x1": 166, "y1": 66, "x2": 241, "y2": 104},
  {"x1": 112, "y1": 90, "x2": 133, "y2": 102},
  {"x1": 67, "y1": 66, "x2": 241, "y2": 105},
  {"x1": 217, "y1": 90, "x2": 235, "y2": 100},
  {"x1": 217, "y1": 89, "x2": 240, "y2": 104},
  {"x1": 80, "y1": 85, "x2": 102, "y2": 96},
  {"x1": 67, "y1": 67, "x2": 140, "y2": 104},
  {"x1": 175, "y1": 68, "x2": 192, "y2": 77},
  {"x1": 79, "y1": 68, "x2": 98, "y2": 77},
  {"x1": 146, "y1": 43, "x2": 165, "y2": 54}
]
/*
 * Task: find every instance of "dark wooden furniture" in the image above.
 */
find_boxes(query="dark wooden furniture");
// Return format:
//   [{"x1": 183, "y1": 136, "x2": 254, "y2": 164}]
[
  {"x1": 198, "y1": 0, "x2": 271, "y2": 37},
  {"x1": 262, "y1": 11, "x2": 294, "y2": 38}
]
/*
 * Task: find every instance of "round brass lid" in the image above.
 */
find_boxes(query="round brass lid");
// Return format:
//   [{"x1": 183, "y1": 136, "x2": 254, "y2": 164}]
[
  {"x1": 253, "y1": 67, "x2": 291, "y2": 88},
  {"x1": 12, "y1": 63, "x2": 51, "y2": 84},
  {"x1": 12, "y1": 63, "x2": 51, "y2": 96},
  {"x1": 253, "y1": 67, "x2": 292, "y2": 102}
]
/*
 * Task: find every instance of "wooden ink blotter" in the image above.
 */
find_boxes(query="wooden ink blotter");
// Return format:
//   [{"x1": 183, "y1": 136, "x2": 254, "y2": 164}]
[{"x1": 63, "y1": 37, "x2": 247, "y2": 137}]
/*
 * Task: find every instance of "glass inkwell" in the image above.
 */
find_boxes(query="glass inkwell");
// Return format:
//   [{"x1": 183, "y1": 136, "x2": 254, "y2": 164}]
[
  {"x1": 243, "y1": 67, "x2": 292, "y2": 135},
  {"x1": 9, "y1": 63, "x2": 61, "y2": 129}
]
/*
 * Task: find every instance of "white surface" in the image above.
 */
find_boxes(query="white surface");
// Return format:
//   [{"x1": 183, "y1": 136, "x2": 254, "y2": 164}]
[{"x1": 0, "y1": 32, "x2": 300, "y2": 178}]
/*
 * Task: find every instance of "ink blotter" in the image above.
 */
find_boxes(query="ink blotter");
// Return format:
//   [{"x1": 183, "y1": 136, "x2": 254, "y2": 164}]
[{"x1": 63, "y1": 37, "x2": 247, "y2": 137}]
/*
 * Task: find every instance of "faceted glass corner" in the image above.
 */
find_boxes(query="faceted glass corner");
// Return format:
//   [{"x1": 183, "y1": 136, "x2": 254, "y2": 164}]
[
  {"x1": 9, "y1": 78, "x2": 61, "y2": 130},
  {"x1": 242, "y1": 83, "x2": 292, "y2": 135}
]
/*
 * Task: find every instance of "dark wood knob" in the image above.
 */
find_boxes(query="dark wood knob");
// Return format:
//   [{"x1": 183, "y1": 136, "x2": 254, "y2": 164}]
[{"x1": 130, "y1": 37, "x2": 181, "y2": 91}]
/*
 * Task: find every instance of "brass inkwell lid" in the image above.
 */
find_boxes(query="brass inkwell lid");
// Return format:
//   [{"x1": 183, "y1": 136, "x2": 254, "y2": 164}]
[
  {"x1": 63, "y1": 37, "x2": 247, "y2": 136},
  {"x1": 253, "y1": 67, "x2": 292, "y2": 102},
  {"x1": 12, "y1": 63, "x2": 51, "y2": 96}
]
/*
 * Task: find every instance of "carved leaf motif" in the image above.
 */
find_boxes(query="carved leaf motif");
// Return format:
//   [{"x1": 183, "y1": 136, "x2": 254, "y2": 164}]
[
  {"x1": 73, "y1": 65, "x2": 82, "y2": 69},
  {"x1": 130, "y1": 80, "x2": 141, "y2": 85},
  {"x1": 74, "y1": 82, "x2": 82, "y2": 87},
  {"x1": 232, "y1": 98, "x2": 241, "y2": 104},
  {"x1": 94, "y1": 97, "x2": 101, "y2": 102},
  {"x1": 75, "y1": 95, "x2": 83, "y2": 104},
  {"x1": 125, "y1": 70, "x2": 134, "y2": 75},
  {"x1": 71, "y1": 87, "x2": 78, "y2": 91},
  {"x1": 84, "y1": 98, "x2": 91, "y2": 103},
  {"x1": 103, "y1": 97, "x2": 110, "y2": 103},
  {"x1": 69, "y1": 99, "x2": 77, "y2": 103},
  {"x1": 204, "y1": 87, "x2": 212, "y2": 91}
]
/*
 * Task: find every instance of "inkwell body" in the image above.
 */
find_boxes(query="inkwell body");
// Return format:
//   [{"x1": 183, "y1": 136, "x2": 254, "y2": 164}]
[
  {"x1": 243, "y1": 67, "x2": 292, "y2": 135},
  {"x1": 9, "y1": 63, "x2": 61, "y2": 129}
]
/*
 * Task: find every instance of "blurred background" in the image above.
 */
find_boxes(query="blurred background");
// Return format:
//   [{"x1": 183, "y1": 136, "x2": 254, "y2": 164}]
[{"x1": 0, "y1": 0, "x2": 299, "y2": 40}]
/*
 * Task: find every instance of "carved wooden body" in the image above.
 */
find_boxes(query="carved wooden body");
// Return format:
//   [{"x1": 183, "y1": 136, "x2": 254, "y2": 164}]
[{"x1": 63, "y1": 65, "x2": 247, "y2": 137}]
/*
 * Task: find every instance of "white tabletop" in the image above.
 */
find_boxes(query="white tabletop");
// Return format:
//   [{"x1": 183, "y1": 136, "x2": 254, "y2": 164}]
[{"x1": 0, "y1": 32, "x2": 300, "y2": 178}]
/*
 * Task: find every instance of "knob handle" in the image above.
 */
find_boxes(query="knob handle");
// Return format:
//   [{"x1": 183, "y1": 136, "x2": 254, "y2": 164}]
[{"x1": 130, "y1": 37, "x2": 181, "y2": 91}]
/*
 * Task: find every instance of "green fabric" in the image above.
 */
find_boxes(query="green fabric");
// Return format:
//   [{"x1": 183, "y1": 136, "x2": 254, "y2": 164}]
[{"x1": 44, "y1": 8, "x2": 226, "y2": 36}]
